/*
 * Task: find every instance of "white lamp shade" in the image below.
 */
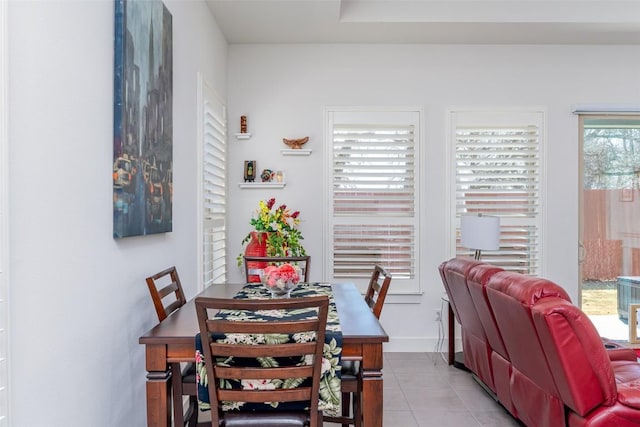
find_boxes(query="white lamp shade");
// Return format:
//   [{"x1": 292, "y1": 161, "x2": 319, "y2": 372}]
[{"x1": 460, "y1": 215, "x2": 500, "y2": 251}]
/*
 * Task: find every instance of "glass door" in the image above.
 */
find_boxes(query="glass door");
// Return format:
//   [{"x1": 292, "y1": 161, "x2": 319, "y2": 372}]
[{"x1": 580, "y1": 115, "x2": 640, "y2": 340}]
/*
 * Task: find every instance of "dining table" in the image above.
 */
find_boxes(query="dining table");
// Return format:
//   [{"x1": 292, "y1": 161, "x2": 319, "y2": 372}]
[{"x1": 138, "y1": 282, "x2": 389, "y2": 427}]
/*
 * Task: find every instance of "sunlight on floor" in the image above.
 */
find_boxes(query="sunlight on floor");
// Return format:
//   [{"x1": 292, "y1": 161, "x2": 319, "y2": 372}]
[
  {"x1": 589, "y1": 314, "x2": 629, "y2": 341},
  {"x1": 582, "y1": 286, "x2": 630, "y2": 342}
]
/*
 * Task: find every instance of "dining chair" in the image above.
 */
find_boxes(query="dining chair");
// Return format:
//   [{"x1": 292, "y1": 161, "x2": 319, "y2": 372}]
[
  {"x1": 195, "y1": 295, "x2": 329, "y2": 427},
  {"x1": 324, "y1": 264, "x2": 392, "y2": 427},
  {"x1": 243, "y1": 255, "x2": 311, "y2": 283},
  {"x1": 364, "y1": 264, "x2": 393, "y2": 319},
  {"x1": 145, "y1": 266, "x2": 198, "y2": 427}
]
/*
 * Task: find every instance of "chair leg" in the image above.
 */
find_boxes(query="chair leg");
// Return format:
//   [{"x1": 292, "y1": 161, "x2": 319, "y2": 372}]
[
  {"x1": 341, "y1": 391, "x2": 351, "y2": 427},
  {"x1": 352, "y1": 389, "x2": 362, "y2": 427},
  {"x1": 352, "y1": 374, "x2": 362, "y2": 427},
  {"x1": 186, "y1": 395, "x2": 198, "y2": 427},
  {"x1": 171, "y1": 363, "x2": 186, "y2": 427}
]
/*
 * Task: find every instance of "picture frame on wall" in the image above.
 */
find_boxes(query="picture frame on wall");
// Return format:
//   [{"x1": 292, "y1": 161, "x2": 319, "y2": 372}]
[
  {"x1": 244, "y1": 160, "x2": 256, "y2": 182},
  {"x1": 630, "y1": 304, "x2": 640, "y2": 343},
  {"x1": 113, "y1": 0, "x2": 173, "y2": 238}
]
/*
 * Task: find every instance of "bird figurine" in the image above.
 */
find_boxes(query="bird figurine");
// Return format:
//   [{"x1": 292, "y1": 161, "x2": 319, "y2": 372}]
[{"x1": 283, "y1": 136, "x2": 309, "y2": 149}]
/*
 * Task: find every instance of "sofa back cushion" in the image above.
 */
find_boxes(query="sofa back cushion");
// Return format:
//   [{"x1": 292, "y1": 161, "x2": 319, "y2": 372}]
[
  {"x1": 486, "y1": 271, "x2": 571, "y2": 385},
  {"x1": 486, "y1": 271, "x2": 572, "y2": 426},
  {"x1": 438, "y1": 257, "x2": 483, "y2": 331},
  {"x1": 467, "y1": 264, "x2": 507, "y2": 358},
  {"x1": 439, "y1": 257, "x2": 495, "y2": 388},
  {"x1": 532, "y1": 297, "x2": 618, "y2": 415}
]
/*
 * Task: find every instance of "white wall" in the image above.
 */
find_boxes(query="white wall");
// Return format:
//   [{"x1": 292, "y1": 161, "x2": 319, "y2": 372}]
[
  {"x1": 8, "y1": 3, "x2": 640, "y2": 421},
  {"x1": 226, "y1": 44, "x2": 640, "y2": 351},
  {"x1": 7, "y1": 1, "x2": 226, "y2": 425}
]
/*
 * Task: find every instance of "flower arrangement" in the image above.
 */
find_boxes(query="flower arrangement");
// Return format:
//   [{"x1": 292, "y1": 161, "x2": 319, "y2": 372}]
[
  {"x1": 238, "y1": 198, "x2": 306, "y2": 265},
  {"x1": 262, "y1": 263, "x2": 302, "y2": 292}
]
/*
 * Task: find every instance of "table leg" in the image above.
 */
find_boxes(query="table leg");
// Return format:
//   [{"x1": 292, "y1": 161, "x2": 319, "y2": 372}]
[
  {"x1": 144, "y1": 344, "x2": 172, "y2": 427},
  {"x1": 146, "y1": 372, "x2": 171, "y2": 427},
  {"x1": 448, "y1": 302, "x2": 455, "y2": 365},
  {"x1": 360, "y1": 343, "x2": 384, "y2": 427}
]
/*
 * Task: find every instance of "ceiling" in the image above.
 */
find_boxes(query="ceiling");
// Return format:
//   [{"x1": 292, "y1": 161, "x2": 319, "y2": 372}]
[{"x1": 205, "y1": 0, "x2": 640, "y2": 45}]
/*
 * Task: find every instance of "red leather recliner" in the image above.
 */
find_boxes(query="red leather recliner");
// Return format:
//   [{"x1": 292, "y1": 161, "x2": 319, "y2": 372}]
[
  {"x1": 439, "y1": 257, "x2": 640, "y2": 426},
  {"x1": 438, "y1": 258, "x2": 495, "y2": 391},
  {"x1": 532, "y1": 297, "x2": 640, "y2": 427},
  {"x1": 486, "y1": 271, "x2": 572, "y2": 427},
  {"x1": 466, "y1": 263, "x2": 515, "y2": 416}
]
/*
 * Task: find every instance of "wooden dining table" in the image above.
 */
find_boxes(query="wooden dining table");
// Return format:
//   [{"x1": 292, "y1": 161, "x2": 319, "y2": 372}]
[{"x1": 138, "y1": 282, "x2": 389, "y2": 427}]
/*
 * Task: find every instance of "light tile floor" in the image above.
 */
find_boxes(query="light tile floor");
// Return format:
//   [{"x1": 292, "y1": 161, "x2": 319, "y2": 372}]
[
  {"x1": 327, "y1": 352, "x2": 522, "y2": 427},
  {"x1": 199, "y1": 351, "x2": 522, "y2": 426}
]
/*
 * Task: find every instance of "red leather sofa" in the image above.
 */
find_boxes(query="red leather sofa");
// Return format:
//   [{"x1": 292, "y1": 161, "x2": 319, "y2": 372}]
[{"x1": 439, "y1": 257, "x2": 640, "y2": 427}]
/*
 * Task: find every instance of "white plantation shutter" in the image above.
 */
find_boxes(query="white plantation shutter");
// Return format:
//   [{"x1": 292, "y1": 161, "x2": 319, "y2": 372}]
[
  {"x1": 333, "y1": 124, "x2": 415, "y2": 216},
  {"x1": 200, "y1": 79, "x2": 227, "y2": 287},
  {"x1": 451, "y1": 110, "x2": 544, "y2": 275},
  {"x1": 327, "y1": 109, "x2": 420, "y2": 294}
]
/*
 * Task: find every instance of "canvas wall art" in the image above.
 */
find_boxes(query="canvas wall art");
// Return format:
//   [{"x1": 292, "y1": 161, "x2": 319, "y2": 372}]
[{"x1": 113, "y1": 0, "x2": 173, "y2": 238}]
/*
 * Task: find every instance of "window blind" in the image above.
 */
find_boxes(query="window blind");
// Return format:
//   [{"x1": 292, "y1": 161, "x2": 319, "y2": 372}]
[
  {"x1": 327, "y1": 110, "x2": 420, "y2": 293},
  {"x1": 333, "y1": 124, "x2": 415, "y2": 217},
  {"x1": 452, "y1": 111, "x2": 544, "y2": 275},
  {"x1": 202, "y1": 82, "x2": 227, "y2": 286},
  {"x1": 333, "y1": 224, "x2": 414, "y2": 280}
]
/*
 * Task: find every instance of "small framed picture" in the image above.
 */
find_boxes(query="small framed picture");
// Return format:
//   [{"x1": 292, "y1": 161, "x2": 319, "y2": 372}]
[
  {"x1": 244, "y1": 160, "x2": 256, "y2": 182},
  {"x1": 630, "y1": 304, "x2": 640, "y2": 343},
  {"x1": 621, "y1": 188, "x2": 634, "y2": 202}
]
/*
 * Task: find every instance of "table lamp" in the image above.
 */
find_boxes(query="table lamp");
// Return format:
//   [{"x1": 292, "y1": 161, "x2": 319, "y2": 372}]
[{"x1": 460, "y1": 214, "x2": 500, "y2": 260}]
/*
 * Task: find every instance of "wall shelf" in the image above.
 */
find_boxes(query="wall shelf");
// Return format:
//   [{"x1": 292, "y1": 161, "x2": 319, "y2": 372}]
[
  {"x1": 238, "y1": 182, "x2": 286, "y2": 189},
  {"x1": 281, "y1": 149, "x2": 311, "y2": 156},
  {"x1": 235, "y1": 133, "x2": 252, "y2": 140}
]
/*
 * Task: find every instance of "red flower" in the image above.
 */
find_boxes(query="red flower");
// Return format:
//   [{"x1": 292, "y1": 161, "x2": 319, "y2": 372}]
[
  {"x1": 261, "y1": 263, "x2": 301, "y2": 288},
  {"x1": 267, "y1": 197, "x2": 276, "y2": 209},
  {"x1": 291, "y1": 211, "x2": 300, "y2": 219},
  {"x1": 266, "y1": 198, "x2": 276, "y2": 209}
]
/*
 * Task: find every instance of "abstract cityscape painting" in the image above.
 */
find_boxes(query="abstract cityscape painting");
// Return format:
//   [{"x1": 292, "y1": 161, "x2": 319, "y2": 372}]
[{"x1": 113, "y1": 0, "x2": 173, "y2": 238}]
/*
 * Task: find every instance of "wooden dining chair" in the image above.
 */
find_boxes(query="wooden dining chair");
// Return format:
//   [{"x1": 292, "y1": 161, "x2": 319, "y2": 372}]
[
  {"x1": 324, "y1": 264, "x2": 392, "y2": 427},
  {"x1": 195, "y1": 295, "x2": 329, "y2": 427},
  {"x1": 145, "y1": 266, "x2": 198, "y2": 427},
  {"x1": 364, "y1": 264, "x2": 393, "y2": 319},
  {"x1": 243, "y1": 255, "x2": 311, "y2": 283}
]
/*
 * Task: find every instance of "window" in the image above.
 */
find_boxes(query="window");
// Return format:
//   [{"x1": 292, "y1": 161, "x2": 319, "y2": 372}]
[
  {"x1": 579, "y1": 115, "x2": 640, "y2": 320},
  {"x1": 198, "y1": 77, "x2": 227, "y2": 288},
  {"x1": 450, "y1": 110, "x2": 545, "y2": 275},
  {"x1": 325, "y1": 108, "x2": 421, "y2": 294}
]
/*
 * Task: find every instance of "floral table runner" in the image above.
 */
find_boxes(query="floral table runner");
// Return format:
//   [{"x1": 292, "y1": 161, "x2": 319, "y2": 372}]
[{"x1": 195, "y1": 282, "x2": 342, "y2": 415}]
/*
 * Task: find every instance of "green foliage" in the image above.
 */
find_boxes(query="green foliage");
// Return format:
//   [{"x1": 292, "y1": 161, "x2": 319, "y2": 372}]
[{"x1": 238, "y1": 197, "x2": 307, "y2": 266}]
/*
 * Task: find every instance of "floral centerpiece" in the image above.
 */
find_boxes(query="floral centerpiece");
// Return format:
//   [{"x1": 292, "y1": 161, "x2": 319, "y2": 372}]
[
  {"x1": 261, "y1": 263, "x2": 301, "y2": 298},
  {"x1": 237, "y1": 197, "x2": 306, "y2": 265}
]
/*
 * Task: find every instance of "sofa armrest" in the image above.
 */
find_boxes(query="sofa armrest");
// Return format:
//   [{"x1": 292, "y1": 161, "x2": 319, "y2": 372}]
[{"x1": 608, "y1": 348, "x2": 638, "y2": 361}]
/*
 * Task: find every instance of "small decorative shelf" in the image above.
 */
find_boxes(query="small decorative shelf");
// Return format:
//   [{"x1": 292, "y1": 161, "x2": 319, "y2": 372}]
[
  {"x1": 235, "y1": 133, "x2": 252, "y2": 140},
  {"x1": 281, "y1": 149, "x2": 312, "y2": 156},
  {"x1": 238, "y1": 182, "x2": 286, "y2": 189}
]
